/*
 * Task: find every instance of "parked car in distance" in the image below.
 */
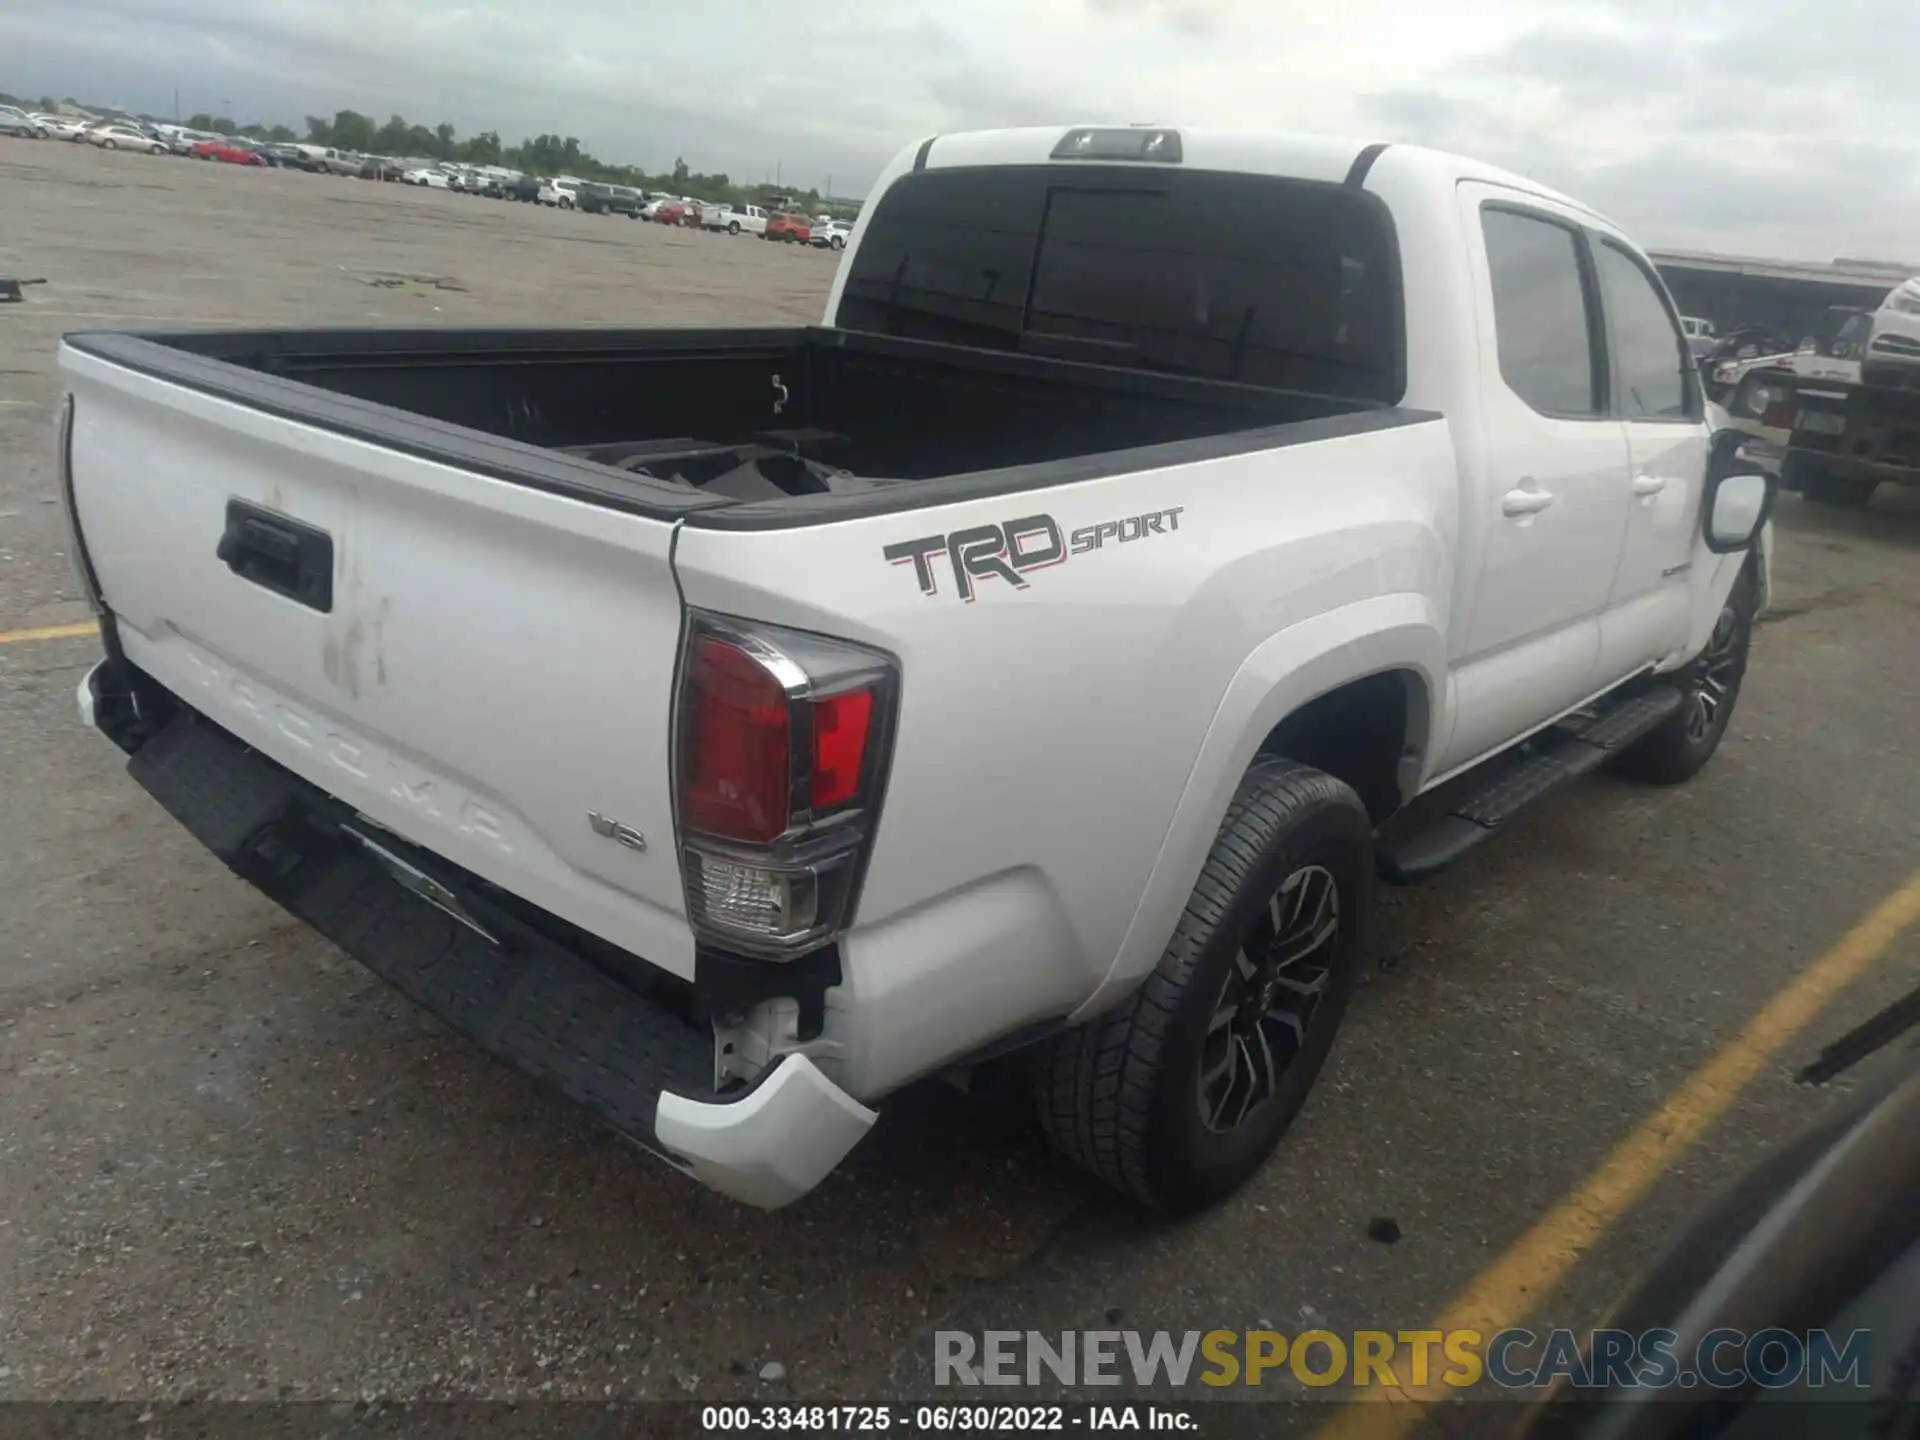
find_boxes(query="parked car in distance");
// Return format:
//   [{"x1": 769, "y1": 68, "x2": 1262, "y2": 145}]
[
  {"x1": 706, "y1": 203, "x2": 768, "y2": 236},
  {"x1": 403, "y1": 166, "x2": 452, "y2": 188},
  {"x1": 765, "y1": 211, "x2": 812, "y2": 244},
  {"x1": 1680, "y1": 315, "x2": 1718, "y2": 360},
  {"x1": 34, "y1": 113, "x2": 91, "y2": 140},
  {"x1": 810, "y1": 219, "x2": 852, "y2": 251},
  {"x1": 653, "y1": 199, "x2": 702, "y2": 227},
  {"x1": 356, "y1": 155, "x2": 407, "y2": 182},
  {"x1": 305, "y1": 148, "x2": 362, "y2": 176},
  {"x1": 579, "y1": 183, "x2": 645, "y2": 216},
  {"x1": 189, "y1": 137, "x2": 265, "y2": 166},
  {"x1": 536, "y1": 179, "x2": 576, "y2": 208},
  {"x1": 88, "y1": 124, "x2": 169, "y2": 154},
  {"x1": 0, "y1": 105, "x2": 46, "y2": 138}
]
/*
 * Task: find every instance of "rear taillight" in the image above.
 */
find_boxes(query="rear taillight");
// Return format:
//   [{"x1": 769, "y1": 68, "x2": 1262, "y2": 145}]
[
  {"x1": 674, "y1": 613, "x2": 896, "y2": 959},
  {"x1": 681, "y1": 634, "x2": 793, "y2": 844}
]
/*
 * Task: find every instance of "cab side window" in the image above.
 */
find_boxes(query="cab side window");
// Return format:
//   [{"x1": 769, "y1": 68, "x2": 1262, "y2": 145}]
[
  {"x1": 1594, "y1": 241, "x2": 1695, "y2": 420},
  {"x1": 1481, "y1": 207, "x2": 1604, "y2": 418}
]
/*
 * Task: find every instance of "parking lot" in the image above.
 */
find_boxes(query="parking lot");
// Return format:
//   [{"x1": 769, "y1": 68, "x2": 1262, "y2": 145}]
[{"x1": 2, "y1": 140, "x2": 1917, "y2": 1428}]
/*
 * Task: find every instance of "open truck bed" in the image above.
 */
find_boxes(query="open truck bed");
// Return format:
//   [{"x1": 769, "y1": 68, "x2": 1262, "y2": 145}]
[{"x1": 64, "y1": 325, "x2": 1385, "y2": 525}]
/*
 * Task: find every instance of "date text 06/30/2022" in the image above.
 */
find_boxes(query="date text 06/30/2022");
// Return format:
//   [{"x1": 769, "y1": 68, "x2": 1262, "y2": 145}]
[{"x1": 700, "y1": 1404, "x2": 1197, "y2": 1432}]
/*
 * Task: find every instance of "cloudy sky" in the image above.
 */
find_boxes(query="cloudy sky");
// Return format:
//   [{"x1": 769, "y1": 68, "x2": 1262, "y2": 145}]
[{"x1": 4, "y1": 0, "x2": 1916, "y2": 262}]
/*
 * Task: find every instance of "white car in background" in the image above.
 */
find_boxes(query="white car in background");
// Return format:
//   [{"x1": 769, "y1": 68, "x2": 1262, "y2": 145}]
[
  {"x1": 35, "y1": 114, "x2": 90, "y2": 140},
  {"x1": 540, "y1": 178, "x2": 581, "y2": 208},
  {"x1": 702, "y1": 202, "x2": 768, "y2": 236},
  {"x1": 810, "y1": 219, "x2": 852, "y2": 251},
  {"x1": 1863, "y1": 276, "x2": 1920, "y2": 372},
  {"x1": 404, "y1": 167, "x2": 452, "y2": 188},
  {"x1": 86, "y1": 124, "x2": 168, "y2": 154}
]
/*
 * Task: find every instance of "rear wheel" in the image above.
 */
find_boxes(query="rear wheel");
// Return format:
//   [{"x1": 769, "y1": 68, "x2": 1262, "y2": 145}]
[
  {"x1": 728, "y1": 220, "x2": 741, "y2": 235},
  {"x1": 102, "y1": 138, "x2": 117, "y2": 150},
  {"x1": 1036, "y1": 757, "x2": 1370, "y2": 1211}
]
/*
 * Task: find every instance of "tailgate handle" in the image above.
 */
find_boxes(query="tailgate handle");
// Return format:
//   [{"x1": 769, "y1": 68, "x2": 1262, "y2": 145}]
[{"x1": 216, "y1": 499, "x2": 334, "y2": 613}]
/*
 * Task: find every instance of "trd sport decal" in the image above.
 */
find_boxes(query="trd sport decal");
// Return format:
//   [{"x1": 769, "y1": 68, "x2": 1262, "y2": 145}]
[{"x1": 883, "y1": 507, "x2": 1185, "y2": 602}]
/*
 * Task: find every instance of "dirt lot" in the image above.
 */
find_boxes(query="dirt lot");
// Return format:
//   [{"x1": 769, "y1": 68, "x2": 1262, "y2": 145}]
[{"x1": 1, "y1": 140, "x2": 1917, "y2": 1427}]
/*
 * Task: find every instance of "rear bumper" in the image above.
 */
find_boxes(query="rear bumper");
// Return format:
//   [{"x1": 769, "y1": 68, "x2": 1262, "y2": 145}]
[{"x1": 81, "y1": 664, "x2": 875, "y2": 1209}]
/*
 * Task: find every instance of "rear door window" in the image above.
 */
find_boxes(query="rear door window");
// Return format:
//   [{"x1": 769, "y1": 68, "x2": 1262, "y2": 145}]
[{"x1": 836, "y1": 165, "x2": 1403, "y2": 403}]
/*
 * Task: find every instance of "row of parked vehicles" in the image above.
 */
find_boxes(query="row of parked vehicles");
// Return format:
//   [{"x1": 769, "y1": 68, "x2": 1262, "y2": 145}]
[
  {"x1": 3, "y1": 108, "x2": 858, "y2": 253},
  {"x1": 0, "y1": 105, "x2": 404, "y2": 175},
  {"x1": 529, "y1": 180, "x2": 853, "y2": 249},
  {"x1": 1698, "y1": 284, "x2": 1920, "y2": 507}
]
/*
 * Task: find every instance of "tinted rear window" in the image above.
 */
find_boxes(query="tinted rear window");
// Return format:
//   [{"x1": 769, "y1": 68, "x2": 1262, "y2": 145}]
[{"x1": 835, "y1": 165, "x2": 1402, "y2": 403}]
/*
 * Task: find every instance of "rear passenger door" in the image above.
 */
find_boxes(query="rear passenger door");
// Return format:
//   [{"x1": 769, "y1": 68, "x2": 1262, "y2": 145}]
[
  {"x1": 1591, "y1": 236, "x2": 1706, "y2": 677},
  {"x1": 1440, "y1": 189, "x2": 1634, "y2": 772}
]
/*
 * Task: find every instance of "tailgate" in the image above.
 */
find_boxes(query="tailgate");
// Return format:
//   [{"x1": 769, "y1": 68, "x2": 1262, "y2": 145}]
[{"x1": 62, "y1": 343, "x2": 698, "y2": 979}]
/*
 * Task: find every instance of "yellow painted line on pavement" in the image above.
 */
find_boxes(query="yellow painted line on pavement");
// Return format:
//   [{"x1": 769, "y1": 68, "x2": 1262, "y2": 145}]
[
  {"x1": 0, "y1": 621, "x2": 96, "y2": 645},
  {"x1": 1319, "y1": 868, "x2": 1920, "y2": 1440}
]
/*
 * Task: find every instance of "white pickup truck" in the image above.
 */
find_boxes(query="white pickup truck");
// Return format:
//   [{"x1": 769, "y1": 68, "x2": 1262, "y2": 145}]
[
  {"x1": 58, "y1": 125, "x2": 1773, "y2": 1213},
  {"x1": 702, "y1": 203, "x2": 768, "y2": 237}
]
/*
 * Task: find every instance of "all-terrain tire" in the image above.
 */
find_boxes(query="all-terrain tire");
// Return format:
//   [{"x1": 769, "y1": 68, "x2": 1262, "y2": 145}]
[
  {"x1": 1036, "y1": 757, "x2": 1372, "y2": 1211},
  {"x1": 1614, "y1": 565, "x2": 1757, "y2": 785}
]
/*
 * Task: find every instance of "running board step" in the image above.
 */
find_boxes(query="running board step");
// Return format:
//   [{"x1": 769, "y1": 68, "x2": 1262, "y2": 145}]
[{"x1": 1377, "y1": 686, "x2": 1684, "y2": 884}]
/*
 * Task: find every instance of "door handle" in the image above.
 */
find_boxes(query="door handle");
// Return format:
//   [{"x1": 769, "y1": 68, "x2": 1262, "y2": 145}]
[
  {"x1": 1631, "y1": 473, "x2": 1668, "y2": 497},
  {"x1": 1501, "y1": 483, "x2": 1556, "y2": 518}
]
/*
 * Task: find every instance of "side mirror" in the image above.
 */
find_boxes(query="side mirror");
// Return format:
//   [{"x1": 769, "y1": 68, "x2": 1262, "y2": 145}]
[{"x1": 1705, "y1": 471, "x2": 1772, "y2": 553}]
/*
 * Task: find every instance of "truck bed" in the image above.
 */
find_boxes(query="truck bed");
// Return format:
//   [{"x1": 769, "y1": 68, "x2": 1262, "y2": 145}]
[{"x1": 63, "y1": 326, "x2": 1386, "y2": 523}]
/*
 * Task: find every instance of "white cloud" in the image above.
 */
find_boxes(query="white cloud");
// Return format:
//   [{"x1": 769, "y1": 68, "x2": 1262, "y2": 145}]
[{"x1": 2, "y1": 0, "x2": 1914, "y2": 258}]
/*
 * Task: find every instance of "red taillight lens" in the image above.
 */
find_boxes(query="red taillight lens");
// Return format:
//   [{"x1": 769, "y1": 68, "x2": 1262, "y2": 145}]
[
  {"x1": 682, "y1": 635, "x2": 791, "y2": 844},
  {"x1": 810, "y1": 688, "x2": 874, "y2": 812},
  {"x1": 675, "y1": 613, "x2": 897, "y2": 957}
]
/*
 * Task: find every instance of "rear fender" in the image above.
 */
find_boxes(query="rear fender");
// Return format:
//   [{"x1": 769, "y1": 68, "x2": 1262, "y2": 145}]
[{"x1": 1071, "y1": 593, "x2": 1446, "y2": 1020}]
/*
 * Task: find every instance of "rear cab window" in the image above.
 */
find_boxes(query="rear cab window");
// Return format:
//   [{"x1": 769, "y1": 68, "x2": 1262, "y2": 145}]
[{"x1": 835, "y1": 165, "x2": 1405, "y2": 405}]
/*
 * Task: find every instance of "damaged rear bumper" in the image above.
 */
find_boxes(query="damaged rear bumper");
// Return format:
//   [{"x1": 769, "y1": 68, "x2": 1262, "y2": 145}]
[{"x1": 80, "y1": 662, "x2": 874, "y2": 1209}]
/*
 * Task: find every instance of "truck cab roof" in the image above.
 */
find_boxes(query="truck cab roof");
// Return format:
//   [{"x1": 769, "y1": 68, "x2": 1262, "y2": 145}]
[{"x1": 912, "y1": 125, "x2": 1613, "y2": 229}]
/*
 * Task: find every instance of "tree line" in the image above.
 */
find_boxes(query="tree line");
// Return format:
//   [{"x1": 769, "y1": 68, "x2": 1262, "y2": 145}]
[{"x1": 2, "y1": 90, "x2": 830, "y2": 209}]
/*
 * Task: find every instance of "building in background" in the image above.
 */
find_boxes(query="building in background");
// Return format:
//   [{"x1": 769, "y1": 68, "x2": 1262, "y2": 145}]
[{"x1": 1653, "y1": 251, "x2": 1914, "y2": 349}]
